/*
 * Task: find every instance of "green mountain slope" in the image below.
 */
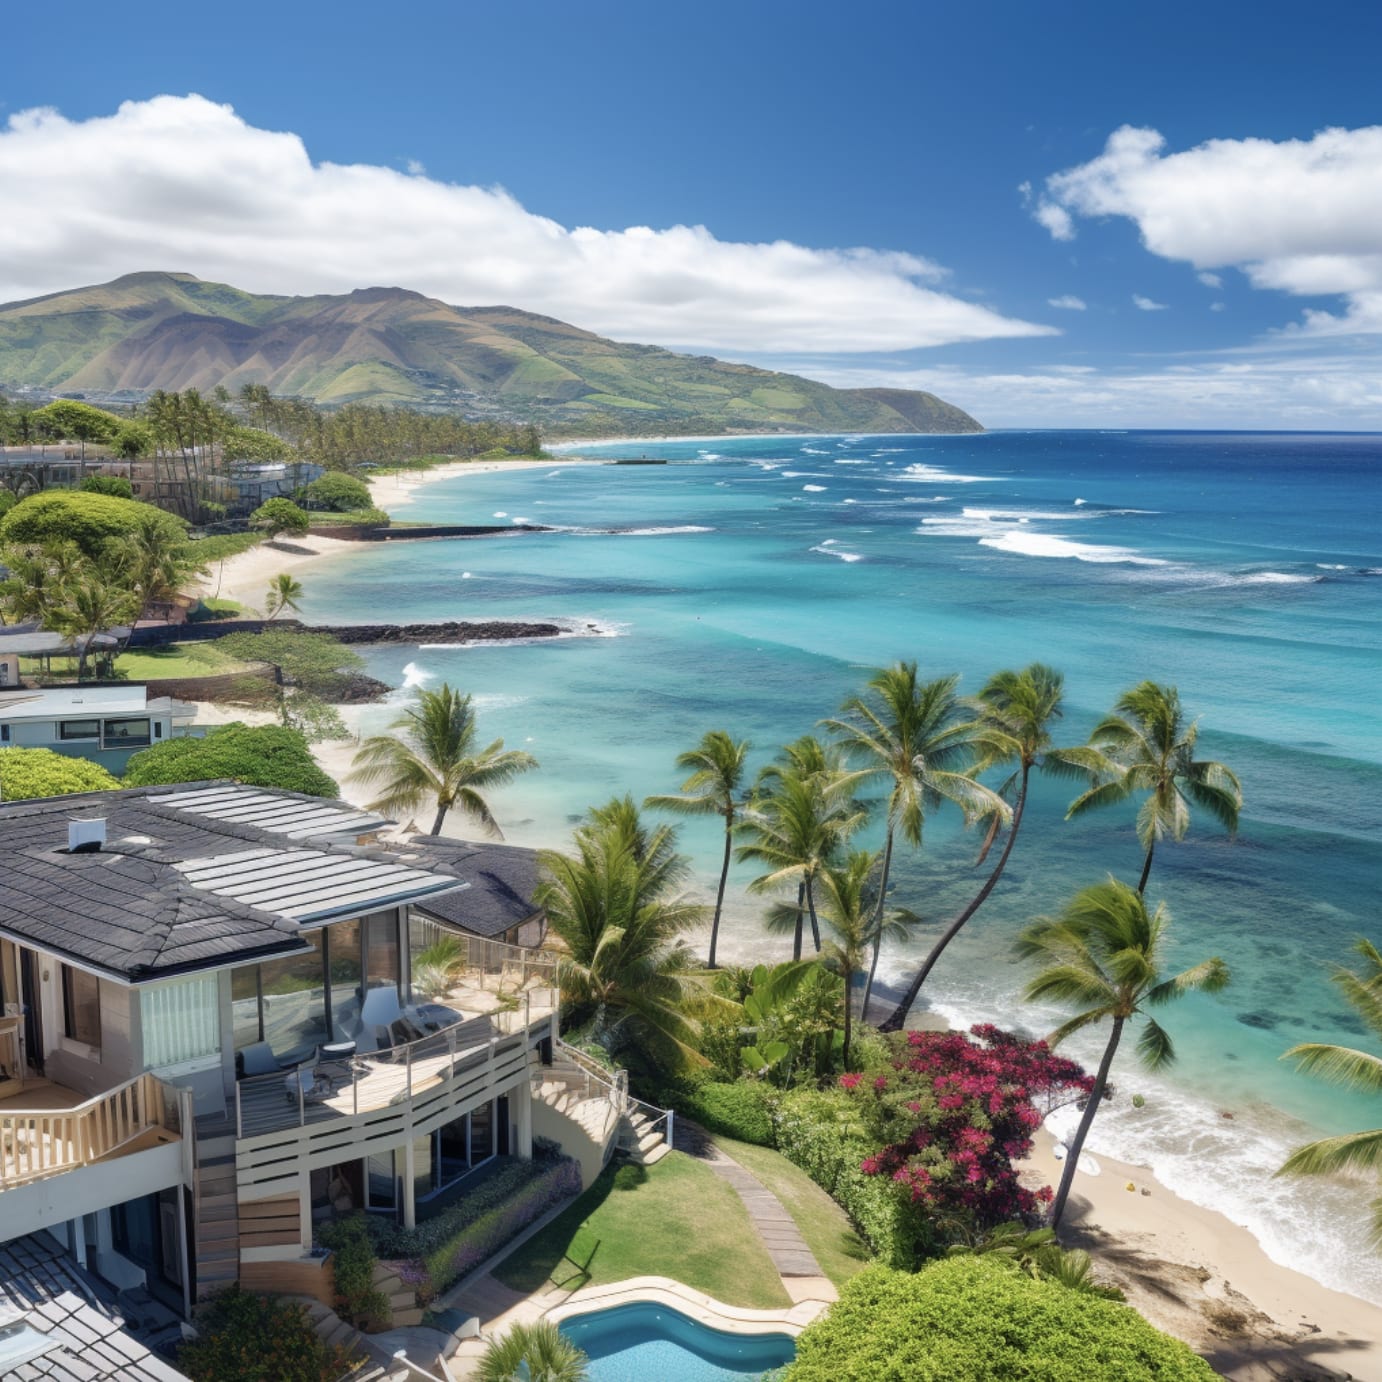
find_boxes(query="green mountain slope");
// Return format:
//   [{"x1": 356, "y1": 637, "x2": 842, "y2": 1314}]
[{"x1": 0, "y1": 272, "x2": 982, "y2": 434}]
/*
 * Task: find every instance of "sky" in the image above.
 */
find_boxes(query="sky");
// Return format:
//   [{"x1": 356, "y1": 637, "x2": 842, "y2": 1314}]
[{"x1": 3, "y1": 0, "x2": 1381, "y2": 429}]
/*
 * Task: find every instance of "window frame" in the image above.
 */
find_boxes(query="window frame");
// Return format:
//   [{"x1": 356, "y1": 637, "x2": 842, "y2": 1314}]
[
  {"x1": 61, "y1": 964, "x2": 102, "y2": 1052},
  {"x1": 59, "y1": 719, "x2": 101, "y2": 741}
]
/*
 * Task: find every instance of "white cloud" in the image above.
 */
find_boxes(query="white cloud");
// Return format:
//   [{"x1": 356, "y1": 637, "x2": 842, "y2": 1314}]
[
  {"x1": 1047, "y1": 294, "x2": 1087, "y2": 310},
  {"x1": 1036, "y1": 123, "x2": 1382, "y2": 334},
  {"x1": 1132, "y1": 294, "x2": 1167, "y2": 311},
  {"x1": 1210, "y1": 302, "x2": 1226, "y2": 312},
  {"x1": 0, "y1": 95, "x2": 1052, "y2": 354},
  {"x1": 1198, "y1": 271, "x2": 1222, "y2": 289}
]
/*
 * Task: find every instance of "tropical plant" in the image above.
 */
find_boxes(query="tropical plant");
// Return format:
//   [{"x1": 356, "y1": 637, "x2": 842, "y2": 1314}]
[
  {"x1": 51, "y1": 566, "x2": 140, "y2": 678},
  {"x1": 645, "y1": 729, "x2": 751, "y2": 968},
  {"x1": 301, "y1": 472, "x2": 373, "y2": 512},
  {"x1": 349, "y1": 683, "x2": 537, "y2": 836},
  {"x1": 0, "y1": 489, "x2": 186, "y2": 556},
  {"x1": 740, "y1": 959, "x2": 846, "y2": 1084},
  {"x1": 123, "y1": 722, "x2": 339, "y2": 797},
  {"x1": 825, "y1": 663, "x2": 1005, "y2": 1023},
  {"x1": 537, "y1": 798, "x2": 714, "y2": 1066},
  {"x1": 1278, "y1": 938, "x2": 1382, "y2": 1243},
  {"x1": 178, "y1": 1286, "x2": 355, "y2": 1382},
  {"x1": 250, "y1": 497, "x2": 310, "y2": 541},
  {"x1": 476, "y1": 1320, "x2": 589, "y2": 1382},
  {"x1": 945, "y1": 1221, "x2": 1122, "y2": 1298},
  {"x1": 0, "y1": 748, "x2": 120, "y2": 800},
  {"x1": 411, "y1": 935, "x2": 467, "y2": 1000},
  {"x1": 878, "y1": 663, "x2": 1080, "y2": 1030},
  {"x1": 265, "y1": 572, "x2": 305, "y2": 619},
  {"x1": 1017, "y1": 878, "x2": 1230, "y2": 1228},
  {"x1": 737, "y1": 737, "x2": 866, "y2": 961},
  {"x1": 1067, "y1": 681, "x2": 1242, "y2": 894},
  {"x1": 80, "y1": 474, "x2": 135, "y2": 499}
]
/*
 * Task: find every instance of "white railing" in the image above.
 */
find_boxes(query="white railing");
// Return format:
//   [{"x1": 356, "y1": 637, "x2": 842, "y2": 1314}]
[
  {"x1": 542, "y1": 1038, "x2": 628, "y2": 1114},
  {"x1": 410, "y1": 923, "x2": 557, "y2": 1001},
  {"x1": 0, "y1": 1072, "x2": 182, "y2": 1189}
]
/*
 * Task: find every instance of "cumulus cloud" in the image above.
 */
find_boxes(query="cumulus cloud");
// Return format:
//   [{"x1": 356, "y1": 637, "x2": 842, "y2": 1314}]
[
  {"x1": 1047, "y1": 294, "x2": 1087, "y2": 310},
  {"x1": 1034, "y1": 124, "x2": 1382, "y2": 334},
  {"x1": 1132, "y1": 294, "x2": 1167, "y2": 311},
  {"x1": 1198, "y1": 271, "x2": 1223, "y2": 289},
  {"x1": 0, "y1": 95, "x2": 1052, "y2": 355}
]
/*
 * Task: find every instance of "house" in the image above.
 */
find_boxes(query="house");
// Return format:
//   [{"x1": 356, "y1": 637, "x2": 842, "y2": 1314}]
[
  {"x1": 0, "y1": 781, "x2": 640, "y2": 1330},
  {"x1": 0, "y1": 685, "x2": 201, "y2": 775},
  {"x1": 405, "y1": 838, "x2": 547, "y2": 950}
]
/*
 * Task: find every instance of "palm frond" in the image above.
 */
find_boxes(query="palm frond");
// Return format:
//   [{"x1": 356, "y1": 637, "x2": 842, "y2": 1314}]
[
  {"x1": 1279, "y1": 1127, "x2": 1382, "y2": 1178},
  {"x1": 1281, "y1": 1042, "x2": 1382, "y2": 1094}
]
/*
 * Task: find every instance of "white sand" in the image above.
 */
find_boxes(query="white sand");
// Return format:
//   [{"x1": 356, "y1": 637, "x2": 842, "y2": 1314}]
[
  {"x1": 193, "y1": 533, "x2": 362, "y2": 612},
  {"x1": 366, "y1": 456, "x2": 604, "y2": 512}
]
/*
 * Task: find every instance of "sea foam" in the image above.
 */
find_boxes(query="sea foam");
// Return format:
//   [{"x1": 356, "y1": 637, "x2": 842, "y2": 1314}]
[{"x1": 979, "y1": 531, "x2": 1169, "y2": 565}]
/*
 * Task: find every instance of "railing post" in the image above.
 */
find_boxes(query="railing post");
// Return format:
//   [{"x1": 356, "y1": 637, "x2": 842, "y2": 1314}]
[
  {"x1": 406, "y1": 1042, "x2": 413, "y2": 1099},
  {"x1": 666, "y1": 1108, "x2": 674, "y2": 1148},
  {"x1": 297, "y1": 1068, "x2": 305, "y2": 1128},
  {"x1": 235, "y1": 1083, "x2": 243, "y2": 1140}
]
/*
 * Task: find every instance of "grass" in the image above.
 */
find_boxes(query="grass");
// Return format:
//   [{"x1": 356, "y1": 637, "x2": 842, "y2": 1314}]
[
  {"x1": 187, "y1": 596, "x2": 244, "y2": 622},
  {"x1": 184, "y1": 531, "x2": 262, "y2": 564},
  {"x1": 711, "y1": 1135, "x2": 872, "y2": 1291},
  {"x1": 494, "y1": 1154, "x2": 790, "y2": 1309},
  {"x1": 114, "y1": 642, "x2": 253, "y2": 680}
]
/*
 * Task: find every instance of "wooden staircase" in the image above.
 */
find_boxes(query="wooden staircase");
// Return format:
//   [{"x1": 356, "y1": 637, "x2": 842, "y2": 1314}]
[{"x1": 193, "y1": 1113, "x2": 240, "y2": 1298}]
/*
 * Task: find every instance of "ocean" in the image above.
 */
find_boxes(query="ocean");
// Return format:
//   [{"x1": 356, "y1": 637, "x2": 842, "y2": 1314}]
[{"x1": 301, "y1": 430, "x2": 1382, "y2": 1302}]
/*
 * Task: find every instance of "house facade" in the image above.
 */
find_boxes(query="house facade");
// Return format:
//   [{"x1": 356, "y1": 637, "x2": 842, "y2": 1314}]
[
  {"x1": 0, "y1": 782, "x2": 609, "y2": 1326},
  {"x1": 0, "y1": 686, "x2": 198, "y2": 774}
]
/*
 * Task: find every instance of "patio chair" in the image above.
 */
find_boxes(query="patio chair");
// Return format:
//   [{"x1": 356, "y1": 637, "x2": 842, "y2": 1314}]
[
  {"x1": 353, "y1": 986, "x2": 403, "y2": 1053},
  {"x1": 237, "y1": 1041, "x2": 286, "y2": 1078}
]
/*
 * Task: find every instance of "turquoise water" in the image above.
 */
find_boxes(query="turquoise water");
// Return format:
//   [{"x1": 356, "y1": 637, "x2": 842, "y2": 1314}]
[
  {"x1": 303, "y1": 430, "x2": 1382, "y2": 1301},
  {"x1": 557, "y1": 1302, "x2": 794, "y2": 1379}
]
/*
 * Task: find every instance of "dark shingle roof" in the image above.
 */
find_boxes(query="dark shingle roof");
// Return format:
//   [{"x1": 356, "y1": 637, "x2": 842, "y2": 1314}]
[
  {"x1": 0, "y1": 1233, "x2": 187, "y2": 1381},
  {"x1": 404, "y1": 838, "x2": 544, "y2": 939}
]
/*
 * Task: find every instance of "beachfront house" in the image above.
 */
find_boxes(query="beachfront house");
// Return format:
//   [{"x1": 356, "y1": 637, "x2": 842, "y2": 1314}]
[
  {"x1": 0, "y1": 782, "x2": 650, "y2": 1329},
  {"x1": 0, "y1": 685, "x2": 200, "y2": 775}
]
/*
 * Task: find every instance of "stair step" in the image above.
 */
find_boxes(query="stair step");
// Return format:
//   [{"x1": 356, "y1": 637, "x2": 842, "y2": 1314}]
[
  {"x1": 324, "y1": 1320, "x2": 357, "y2": 1349},
  {"x1": 388, "y1": 1289, "x2": 415, "y2": 1310},
  {"x1": 393, "y1": 1307, "x2": 424, "y2": 1328}
]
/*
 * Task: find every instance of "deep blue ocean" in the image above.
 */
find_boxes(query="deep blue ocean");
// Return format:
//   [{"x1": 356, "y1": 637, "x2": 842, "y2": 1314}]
[{"x1": 301, "y1": 430, "x2": 1382, "y2": 1300}]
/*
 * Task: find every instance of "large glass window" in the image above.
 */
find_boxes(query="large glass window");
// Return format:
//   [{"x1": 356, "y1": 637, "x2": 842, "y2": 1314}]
[
  {"x1": 61, "y1": 966, "x2": 101, "y2": 1050},
  {"x1": 366, "y1": 1151, "x2": 397, "y2": 1210},
  {"x1": 411, "y1": 1135, "x2": 433, "y2": 1204},
  {"x1": 257, "y1": 933, "x2": 328, "y2": 1063},
  {"x1": 469, "y1": 1101, "x2": 494, "y2": 1165},
  {"x1": 143, "y1": 974, "x2": 218, "y2": 1068},
  {"x1": 231, "y1": 966, "x2": 262, "y2": 1051},
  {"x1": 59, "y1": 719, "x2": 100, "y2": 741},
  {"x1": 365, "y1": 912, "x2": 400, "y2": 995},
  {"x1": 326, "y1": 920, "x2": 362, "y2": 1040},
  {"x1": 102, "y1": 717, "x2": 151, "y2": 747}
]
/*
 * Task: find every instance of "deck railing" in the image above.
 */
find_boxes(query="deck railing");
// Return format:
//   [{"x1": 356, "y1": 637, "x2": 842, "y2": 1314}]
[{"x1": 0, "y1": 1072, "x2": 182, "y2": 1189}]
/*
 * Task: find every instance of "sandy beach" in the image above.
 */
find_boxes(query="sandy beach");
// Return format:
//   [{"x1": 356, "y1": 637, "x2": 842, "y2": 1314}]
[{"x1": 366, "y1": 455, "x2": 603, "y2": 511}]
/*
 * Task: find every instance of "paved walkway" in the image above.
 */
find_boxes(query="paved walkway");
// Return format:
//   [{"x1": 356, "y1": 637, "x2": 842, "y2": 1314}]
[{"x1": 674, "y1": 1121, "x2": 837, "y2": 1304}]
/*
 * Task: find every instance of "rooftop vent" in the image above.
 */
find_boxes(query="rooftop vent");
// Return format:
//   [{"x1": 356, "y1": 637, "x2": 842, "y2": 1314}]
[{"x1": 67, "y1": 818, "x2": 107, "y2": 853}]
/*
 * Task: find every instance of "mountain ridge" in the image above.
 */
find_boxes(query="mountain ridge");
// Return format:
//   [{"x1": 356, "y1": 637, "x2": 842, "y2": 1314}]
[{"x1": 0, "y1": 272, "x2": 983, "y2": 435}]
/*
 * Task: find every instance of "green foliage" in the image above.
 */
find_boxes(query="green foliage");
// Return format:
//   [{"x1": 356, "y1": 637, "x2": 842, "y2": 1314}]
[
  {"x1": 313, "y1": 1216, "x2": 390, "y2": 1331},
  {"x1": 31, "y1": 399, "x2": 121, "y2": 446},
  {"x1": 784, "y1": 1258, "x2": 1216, "y2": 1381},
  {"x1": 80, "y1": 474, "x2": 135, "y2": 499},
  {"x1": 678, "y1": 1080, "x2": 776, "y2": 1146},
  {"x1": 112, "y1": 420, "x2": 154, "y2": 459},
  {"x1": 188, "y1": 596, "x2": 244, "y2": 622},
  {"x1": 477, "y1": 1321, "x2": 589, "y2": 1382},
  {"x1": 123, "y1": 722, "x2": 339, "y2": 797},
  {"x1": 300, "y1": 505, "x2": 392, "y2": 528},
  {"x1": 0, "y1": 489, "x2": 187, "y2": 556},
  {"x1": 0, "y1": 490, "x2": 14, "y2": 519},
  {"x1": 215, "y1": 630, "x2": 364, "y2": 698},
  {"x1": 184, "y1": 530, "x2": 262, "y2": 565},
  {"x1": 0, "y1": 748, "x2": 120, "y2": 800},
  {"x1": 178, "y1": 1287, "x2": 356, "y2": 1382},
  {"x1": 249, "y1": 497, "x2": 309, "y2": 538},
  {"x1": 223, "y1": 423, "x2": 292, "y2": 461},
  {"x1": 302, "y1": 472, "x2": 372, "y2": 511}
]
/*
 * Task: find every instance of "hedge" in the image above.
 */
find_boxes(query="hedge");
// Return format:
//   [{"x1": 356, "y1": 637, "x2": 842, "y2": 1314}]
[
  {"x1": 0, "y1": 748, "x2": 120, "y2": 800},
  {"x1": 678, "y1": 1081, "x2": 776, "y2": 1147},
  {"x1": 179, "y1": 1287, "x2": 356, "y2": 1382},
  {"x1": 784, "y1": 1258, "x2": 1217, "y2": 1381},
  {"x1": 0, "y1": 489, "x2": 187, "y2": 555},
  {"x1": 123, "y1": 722, "x2": 339, "y2": 798}
]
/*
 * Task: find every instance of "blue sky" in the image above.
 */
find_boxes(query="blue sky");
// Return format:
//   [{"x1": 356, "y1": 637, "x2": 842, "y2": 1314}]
[{"x1": 4, "y1": 0, "x2": 1381, "y2": 427}]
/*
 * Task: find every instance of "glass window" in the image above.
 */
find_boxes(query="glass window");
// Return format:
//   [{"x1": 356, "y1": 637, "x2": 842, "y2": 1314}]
[
  {"x1": 470, "y1": 1100, "x2": 494, "y2": 1165},
  {"x1": 59, "y1": 719, "x2": 100, "y2": 741},
  {"x1": 365, "y1": 912, "x2": 400, "y2": 994},
  {"x1": 366, "y1": 1151, "x2": 396, "y2": 1210},
  {"x1": 0, "y1": 725, "x2": 10, "y2": 743},
  {"x1": 143, "y1": 974, "x2": 218, "y2": 1068},
  {"x1": 325, "y1": 920, "x2": 362, "y2": 1040},
  {"x1": 437, "y1": 1114, "x2": 470, "y2": 1188},
  {"x1": 257, "y1": 934, "x2": 328, "y2": 1064},
  {"x1": 411, "y1": 1134, "x2": 433, "y2": 1203},
  {"x1": 231, "y1": 966, "x2": 262, "y2": 1051},
  {"x1": 102, "y1": 718, "x2": 151, "y2": 747},
  {"x1": 62, "y1": 966, "x2": 101, "y2": 1049}
]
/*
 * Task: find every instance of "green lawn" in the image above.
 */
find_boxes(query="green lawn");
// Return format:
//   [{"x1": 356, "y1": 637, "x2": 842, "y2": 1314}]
[
  {"x1": 712, "y1": 1135, "x2": 872, "y2": 1290},
  {"x1": 494, "y1": 1154, "x2": 790, "y2": 1309},
  {"x1": 115, "y1": 642, "x2": 253, "y2": 680}
]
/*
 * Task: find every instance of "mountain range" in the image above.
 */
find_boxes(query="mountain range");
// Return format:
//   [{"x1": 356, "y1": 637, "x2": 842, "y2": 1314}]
[{"x1": 0, "y1": 272, "x2": 981, "y2": 435}]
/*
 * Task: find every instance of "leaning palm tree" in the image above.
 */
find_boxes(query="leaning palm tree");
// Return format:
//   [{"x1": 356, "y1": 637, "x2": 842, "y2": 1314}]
[
  {"x1": 877, "y1": 664, "x2": 1083, "y2": 1030},
  {"x1": 824, "y1": 664, "x2": 1007, "y2": 1023},
  {"x1": 1017, "y1": 877, "x2": 1230, "y2": 1228},
  {"x1": 814, "y1": 848, "x2": 920, "y2": 1067},
  {"x1": 349, "y1": 683, "x2": 538, "y2": 836},
  {"x1": 264, "y1": 572, "x2": 305, "y2": 620},
  {"x1": 736, "y1": 740, "x2": 867, "y2": 961},
  {"x1": 645, "y1": 729, "x2": 751, "y2": 969},
  {"x1": 53, "y1": 569, "x2": 140, "y2": 681},
  {"x1": 477, "y1": 1320, "x2": 589, "y2": 1382},
  {"x1": 1066, "y1": 681, "x2": 1242, "y2": 894},
  {"x1": 1278, "y1": 938, "x2": 1382, "y2": 1243},
  {"x1": 537, "y1": 799, "x2": 713, "y2": 1067}
]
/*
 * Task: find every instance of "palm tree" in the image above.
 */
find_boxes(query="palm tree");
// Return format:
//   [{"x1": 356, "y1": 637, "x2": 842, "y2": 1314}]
[
  {"x1": 1278, "y1": 939, "x2": 1382, "y2": 1243},
  {"x1": 537, "y1": 798, "x2": 713, "y2": 1066},
  {"x1": 1017, "y1": 878, "x2": 1230, "y2": 1228},
  {"x1": 53, "y1": 567, "x2": 140, "y2": 680},
  {"x1": 1066, "y1": 681, "x2": 1242, "y2": 894},
  {"x1": 348, "y1": 683, "x2": 537, "y2": 836},
  {"x1": 477, "y1": 1320, "x2": 589, "y2": 1382},
  {"x1": 264, "y1": 572, "x2": 305, "y2": 620},
  {"x1": 814, "y1": 849, "x2": 919, "y2": 1067},
  {"x1": 824, "y1": 663, "x2": 1007, "y2": 1024},
  {"x1": 877, "y1": 664, "x2": 1081, "y2": 1030},
  {"x1": 645, "y1": 729, "x2": 751, "y2": 969},
  {"x1": 736, "y1": 739, "x2": 866, "y2": 961}
]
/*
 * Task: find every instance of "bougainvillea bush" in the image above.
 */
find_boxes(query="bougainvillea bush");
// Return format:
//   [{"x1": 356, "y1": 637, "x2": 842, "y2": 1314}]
[{"x1": 843, "y1": 1024, "x2": 1094, "y2": 1241}]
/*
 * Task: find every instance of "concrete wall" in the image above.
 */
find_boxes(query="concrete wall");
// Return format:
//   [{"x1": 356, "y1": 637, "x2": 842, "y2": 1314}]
[{"x1": 531, "y1": 1095, "x2": 617, "y2": 1191}]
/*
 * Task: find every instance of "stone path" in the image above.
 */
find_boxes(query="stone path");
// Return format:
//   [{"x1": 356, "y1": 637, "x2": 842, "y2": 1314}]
[{"x1": 674, "y1": 1121, "x2": 837, "y2": 1304}]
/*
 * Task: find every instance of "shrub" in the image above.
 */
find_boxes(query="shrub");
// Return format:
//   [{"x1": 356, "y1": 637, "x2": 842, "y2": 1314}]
[
  {"x1": 188, "y1": 597, "x2": 244, "y2": 622},
  {"x1": 0, "y1": 748, "x2": 120, "y2": 800},
  {"x1": 184, "y1": 531, "x2": 262, "y2": 565},
  {"x1": 305, "y1": 506, "x2": 391, "y2": 528},
  {"x1": 250, "y1": 498, "x2": 309, "y2": 539},
  {"x1": 81, "y1": 474, "x2": 135, "y2": 499},
  {"x1": 0, "y1": 490, "x2": 14, "y2": 518},
  {"x1": 124, "y1": 722, "x2": 339, "y2": 797},
  {"x1": 179, "y1": 1286, "x2": 356, "y2": 1382},
  {"x1": 224, "y1": 424, "x2": 293, "y2": 462},
  {"x1": 302, "y1": 472, "x2": 372, "y2": 512},
  {"x1": 214, "y1": 630, "x2": 365, "y2": 700},
  {"x1": 315, "y1": 1215, "x2": 390, "y2": 1331},
  {"x1": 679, "y1": 1081, "x2": 776, "y2": 1146},
  {"x1": 477, "y1": 1321, "x2": 589, "y2": 1382},
  {"x1": 784, "y1": 1258, "x2": 1216, "y2": 1381},
  {"x1": 0, "y1": 490, "x2": 187, "y2": 556}
]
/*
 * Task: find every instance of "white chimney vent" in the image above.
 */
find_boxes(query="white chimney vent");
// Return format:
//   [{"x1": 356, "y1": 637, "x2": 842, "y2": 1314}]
[{"x1": 68, "y1": 818, "x2": 107, "y2": 853}]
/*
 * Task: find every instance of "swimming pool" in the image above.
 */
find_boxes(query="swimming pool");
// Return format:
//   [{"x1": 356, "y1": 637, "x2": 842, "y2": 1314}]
[{"x1": 557, "y1": 1301, "x2": 796, "y2": 1380}]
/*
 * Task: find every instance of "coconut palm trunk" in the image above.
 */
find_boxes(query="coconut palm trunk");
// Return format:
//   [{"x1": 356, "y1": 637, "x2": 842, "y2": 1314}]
[
  {"x1": 792, "y1": 881, "x2": 806, "y2": 962},
  {"x1": 805, "y1": 875, "x2": 822, "y2": 954},
  {"x1": 860, "y1": 827, "x2": 894, "y2": 1019},
  {"x1": 1050, "y1": 1016, "x2": 1123, "y2": 1228},
  {"x1": 709, "y1": 817, "x2": 733, "y2": 968},
  {"x1": 1137, "y1": 840, "x2": 1155, "y2": 895}
]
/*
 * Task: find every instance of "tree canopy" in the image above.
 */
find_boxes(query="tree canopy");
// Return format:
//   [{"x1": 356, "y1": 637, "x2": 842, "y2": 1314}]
[
  {"x1": 301, "y1": 472, "x2": 373, "y2": 511},
  {"x1": 0, "y1": 490, "x2": 187, "y2": 556},
  {"x1": 250, "y1": 497, "x2": 310, "y2": 539},
  {"x1": 123, "y1": 723, "x2": 339, "y2": 797},
  {"x1": 0, "y1": 748, "x2": 121, "y2": 801}
]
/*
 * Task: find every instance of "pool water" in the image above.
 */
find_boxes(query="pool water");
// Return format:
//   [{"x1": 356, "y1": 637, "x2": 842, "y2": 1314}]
[{"x1": 557, "y1": 1302, "x2": 796, "y2": 1380}]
